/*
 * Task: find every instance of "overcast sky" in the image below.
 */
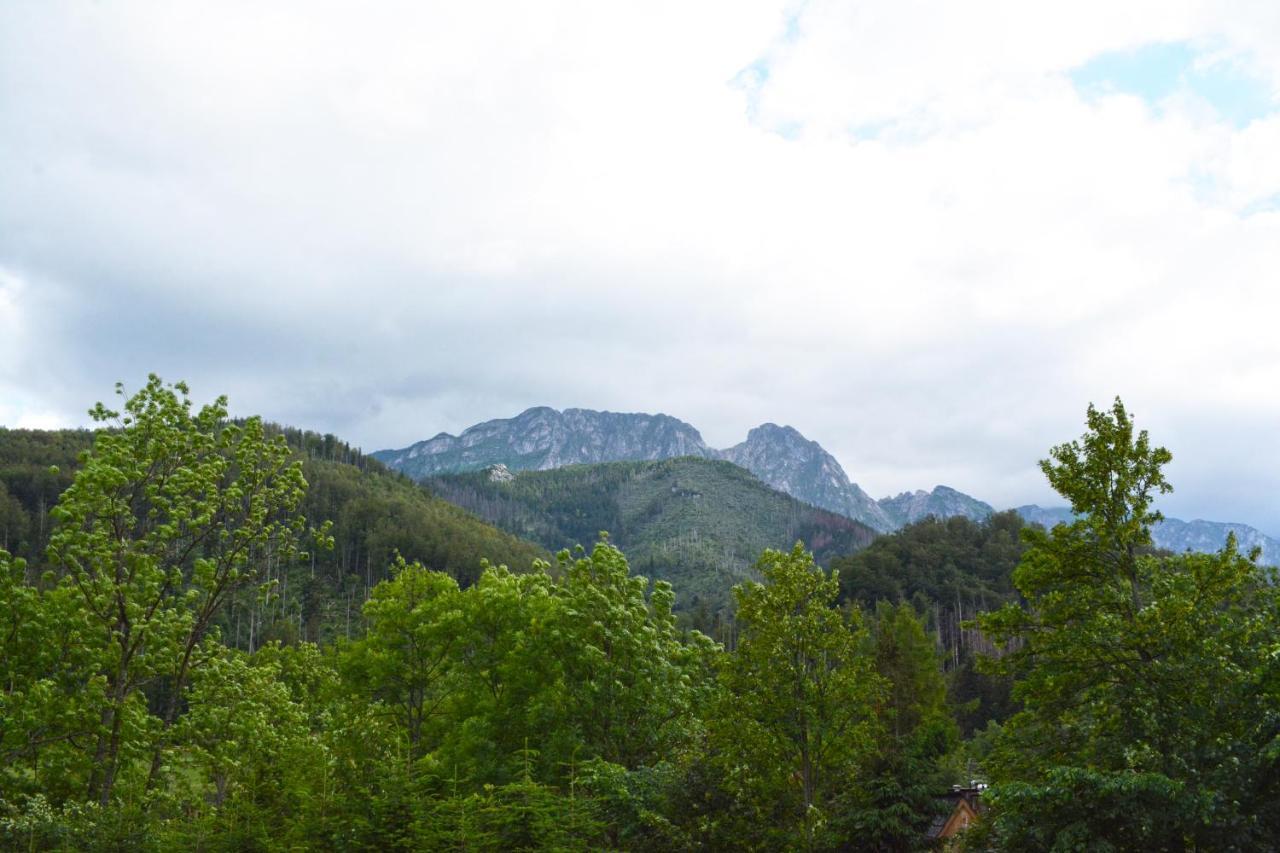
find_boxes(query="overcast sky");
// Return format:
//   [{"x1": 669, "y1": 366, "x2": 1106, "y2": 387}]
[{"x1": 2, "y1": 1, "x2": 1279, "y2": 532}]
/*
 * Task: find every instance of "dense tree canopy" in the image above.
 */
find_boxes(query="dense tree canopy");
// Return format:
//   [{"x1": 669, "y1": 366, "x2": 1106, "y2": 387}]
[{"x1": 3, "y1": 384, "x2": 1276, "y2": 850}]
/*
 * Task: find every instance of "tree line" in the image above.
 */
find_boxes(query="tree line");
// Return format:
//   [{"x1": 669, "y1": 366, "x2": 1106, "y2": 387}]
[{"x1": 2, "y1": 380, "x2": 1278, "y2": 849}]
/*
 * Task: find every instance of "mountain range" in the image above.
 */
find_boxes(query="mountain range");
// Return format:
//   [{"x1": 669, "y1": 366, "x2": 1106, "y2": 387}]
[
  {"x1": 374, "y1": 407, "x2": 899, "y2": 530},
  {"x1": 374, "y1": 407, "x2": 1280, "y2": 565},
  {"x1": 1015, "y1": 505, "x2": 1280, "y2": 567}
]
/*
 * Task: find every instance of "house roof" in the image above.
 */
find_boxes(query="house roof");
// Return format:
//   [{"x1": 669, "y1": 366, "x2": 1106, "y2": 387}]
[{"x1": 926, "y1": 786, "x2": 985, "y2": 840}]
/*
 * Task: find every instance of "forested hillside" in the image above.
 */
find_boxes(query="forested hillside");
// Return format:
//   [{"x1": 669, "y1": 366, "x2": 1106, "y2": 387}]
[
  {"x1": 0, "y1": 423, "x2": 547, "y2": 647},
  {"x1": 427, "y1": 456, "x2": 878, "y2": 614},
  {"x1": 834, "y1": 512, "x2": 1027, "y2": 734},
  {"x1": 3, "y1": 382, "x2": 1279, "y2": 850}
]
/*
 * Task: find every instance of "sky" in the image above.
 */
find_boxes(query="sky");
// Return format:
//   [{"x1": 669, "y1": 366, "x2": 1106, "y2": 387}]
[{"x1": 2, "y1": 1, "x2": 1279, "y2": 532}]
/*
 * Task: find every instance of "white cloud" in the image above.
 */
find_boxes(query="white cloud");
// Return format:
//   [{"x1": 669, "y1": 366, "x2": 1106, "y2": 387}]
[{"x1": 1, "y1": 1, "x2": 1279, "y2": 531}]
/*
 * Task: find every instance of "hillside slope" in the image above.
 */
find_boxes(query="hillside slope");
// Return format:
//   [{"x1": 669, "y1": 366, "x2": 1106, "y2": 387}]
[
  {"x1": 0, "y1": 426, "x2": 548, "y2": 644},
  {"x1": 427, "y1": 456, "x2": 878, "y2": 611}
]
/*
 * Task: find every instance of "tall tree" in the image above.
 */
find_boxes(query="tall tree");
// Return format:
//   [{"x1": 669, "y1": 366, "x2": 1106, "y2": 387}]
[
  {"x1": 714, "y1": 543, "x2": 883, "y2": 851},
  {"x1": 44, "y1": 376, "x2": 309, "y2": 804},
  {"x1": 977, "y1": 399, "x2": 1280, "y2": 848}
]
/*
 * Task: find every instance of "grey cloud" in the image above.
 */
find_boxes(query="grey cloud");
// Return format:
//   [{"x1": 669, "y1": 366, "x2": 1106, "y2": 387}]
[{"x1": 2, "y1": 3, "x2": 1279, "y2": 536}]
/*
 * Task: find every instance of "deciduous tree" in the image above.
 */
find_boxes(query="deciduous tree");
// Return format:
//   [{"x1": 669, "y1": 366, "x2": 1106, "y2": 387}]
[
  {"x1": 715, "y1": 543, "x2": 882, "y2": 850},
  {"x1": 45, "y1": 376, "x2": 309, "y2": 804}
]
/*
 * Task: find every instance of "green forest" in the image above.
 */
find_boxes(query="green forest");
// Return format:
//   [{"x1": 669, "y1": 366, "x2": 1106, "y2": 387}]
[
  {"x1": 3, "y1": 378, "x2": 1279, "y2": 850},
  {"x1": 427, "y1": 456, "x2": 877, "y2": 619}
]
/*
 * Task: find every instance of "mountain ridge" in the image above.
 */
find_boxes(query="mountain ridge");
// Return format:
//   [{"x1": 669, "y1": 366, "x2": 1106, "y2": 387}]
[
  {"x1": 375, "y1": 406, "x2": 1278, "y2": 562},
  {"x1": 1014, "y1": 505, "x2": 1280, "y2": 566},
  {"x1": 374, "y1": 407, "x2": 899, "y2": 531}
]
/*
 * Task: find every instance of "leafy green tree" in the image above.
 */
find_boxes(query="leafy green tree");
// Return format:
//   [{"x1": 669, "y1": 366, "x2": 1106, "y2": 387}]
[
  {"x1": 44, "y1": 375, "x2": 309, "y2": 804},
  {"x1": 977, "y1": 399, "x2": 1280, "y2": 848},
  {"x1": 340, "y1": 554, "x2": 464, "y2": 764},
  {"x1": 432, "y1": 541, "x2": 716, "y2": 788},
  {"x1": 429, "y1": 560, "x2": 564, "y2": 785},
  {"x1": 169, "y1": 645, "x2": 316, "y2": 846},
  {"x1": 552, "y1": 540, "x2": 718, "y2": 770},
  {"x1": 0, "y1": 549, "x2": 106, "y2": 804},
  {"x1": 714, "y1": 543, "x2": 883, "y2": 851}
]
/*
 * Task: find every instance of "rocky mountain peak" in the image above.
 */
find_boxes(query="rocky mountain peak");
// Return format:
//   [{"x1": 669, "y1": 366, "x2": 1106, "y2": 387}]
[
  {"x1": 374, "y1": 408, "x2": 900, "y2": 532},
  {"x1": 723, "y1": 423, "x2": 896, "y2": 532}
]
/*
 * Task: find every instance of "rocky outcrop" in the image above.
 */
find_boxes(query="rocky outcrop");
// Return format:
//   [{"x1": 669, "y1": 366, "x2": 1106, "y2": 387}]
[{"x1": 486, "y1": 463, "x2": 516, "y2": 483}]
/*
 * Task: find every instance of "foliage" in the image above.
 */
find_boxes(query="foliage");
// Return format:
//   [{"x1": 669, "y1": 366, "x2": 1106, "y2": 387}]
[
  {"x1": 834, "y1": 512, "x2": 1023, "y2": 611},
  {"x1": 837, "y1": 602, "x2": 958, "y2": 851},
  {"x1": 168, "y1": 645, "x2": 318, "y2": 846},
  {"x1": 44, "y1": 375, "x2": 309, "y2": 804},
  {"x1": 976, "y1": 399, "x2": 1280, "y2": 848},
  {"x1": 831, "y1": 511, "x2": 1022, "y2": 670},
  {"x1": 970, "y1": 766, "x2": 1208, "y2": 851},
  {"x1": 833, "y1": 512, "x2": 1025, "y2": 735},
  {"x1": 711, "y1": 543, "x2": 883, "y2": 851},
  {"x1": 0, "y1": 428, "x2": 88, "y2": 564},
  {"x1": 0, "y1": 423, "x2": 548, "y2": 651},
  {"x1": 10, "y1": 382, "x2": 1280, "y2": 849},
  {"x1": 340, "y1": 554, "x2": 465, "y2": 763},
  {"x1": 0, "y1": 549, "x2": 104, "y2": 805},
  {"x1": 347, "y1": 540, "x2": 718, "y2": 789}
]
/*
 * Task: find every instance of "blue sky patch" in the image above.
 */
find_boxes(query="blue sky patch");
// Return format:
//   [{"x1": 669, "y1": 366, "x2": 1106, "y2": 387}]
[
  {"x1": 1070, "y1": 41, "x2": 1276, "y2": 127},
  {"x1": 1241, "y1": 192, "x2": 1280, "y2": 216}
]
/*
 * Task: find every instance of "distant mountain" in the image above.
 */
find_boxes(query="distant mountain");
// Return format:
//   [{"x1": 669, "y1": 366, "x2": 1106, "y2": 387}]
[
  {"x1": 377, "y1": 409, "x2": 896, "y2": 530},
  {"x1": 723, "y1": 424, "x2": 895, "y2": 532},
  {"x1": 426, "y1": 457, "x2": 878, "y2": 611},
  {"x1": 1013, "y1": 505, "x2": 1075, "y2": 529},
  {"x1": 879, "y1": 486, "x2": 995, "y2": 528},
  {"x1": 372, "y1": 407, "x2": 717, "y2": 480},
  {"x1": 1154, "y1": 518, "x2": 1280, "y2": 566},
  {"x1": 376, "y1": 407, "x2": 1278, "y2": 562},
  {"x1": 1015, "y1": 505, "x2": 1280, "y2": 567}
]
